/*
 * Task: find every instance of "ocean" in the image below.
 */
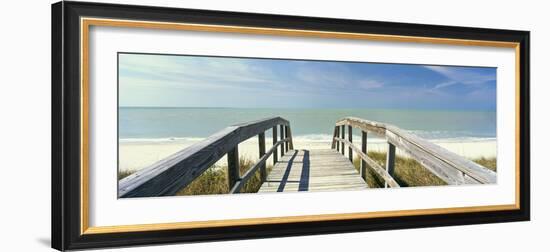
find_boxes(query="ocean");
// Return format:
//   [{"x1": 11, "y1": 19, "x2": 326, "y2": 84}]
[{"x1": 119, "y1": 107, "x2": 496, "y2": 143}]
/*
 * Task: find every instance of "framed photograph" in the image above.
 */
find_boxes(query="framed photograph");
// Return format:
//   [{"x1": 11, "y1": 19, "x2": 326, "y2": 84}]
[{"x1": 52, "y1": 1, "x2": 530, "y2": 250}]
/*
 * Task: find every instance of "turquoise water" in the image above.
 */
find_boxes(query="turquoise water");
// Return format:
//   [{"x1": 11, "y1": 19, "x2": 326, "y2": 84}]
[{"x1": 119, "y1": 107, "x2": 496, "y2": 141}]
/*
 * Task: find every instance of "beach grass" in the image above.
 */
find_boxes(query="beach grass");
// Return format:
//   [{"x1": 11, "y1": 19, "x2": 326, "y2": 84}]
[
  {"x1": 118, "y1": 170, "x2": 134, "y2": 180},
  {"x1": 118, "y1": 157, "x2": 272, "y2": 196},
  {"x1": 118, "y1": 152, "x2": 497, "y2": 195},
  {"x1": 473, "y1": 157, "x2": 497, "y2": 172},
  {"x1": 352, "y1": 151, "x2": 497, "y2": 188},
  {"x1": 176, "y1": 157, "x2": 272, "y2": 195}
]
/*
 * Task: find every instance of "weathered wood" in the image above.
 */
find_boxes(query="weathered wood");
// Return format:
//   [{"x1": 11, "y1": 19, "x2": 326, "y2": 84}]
[
  {"x1": 348, "y1": 125, "x2": 353, "y2": 162},
  {"x1": 119, "y1": 117, "x2": 290, "y2": 198},
  {"x1": 273, "y1": 126, "x2": 278, "y2": 164},
  {"x1": 331, "y1": 126, "x2": 338, "y2": 149},
  {"x1": 287, "y1": 126, "x2": 294, "y2": 150},
  {"x1": 385, "y1": 130, "x2": 462, "y2": 184},
  {"x1": 335, "y1": 126, "x2": 340, "y2": 151},
  {"x1": 230, "y1": 140, "x2": 285, "y2": 193},
  {"x1": 280, "y1": 125, "x2": 285, "y2": 156},
  {"x1": 336, "y1": 117, "x2": 386, "y2": 136},
  {"x1": 335, "y1": 117, "x2": 496, "y2": 185},
  {"x1": 340, "y1": 125, "x2": 345, "y2": 155},
  {"x1": 258, "y1": 132, "x2": 266, "y2": 182},
  {"x1": 387, "y1": 125, "x2": 495, "y2": 184},
  {"x1": 361, "y1": 131, "x2": 367, "y2": 181},
  {"x1": 385, "y1": 142, "x2": 396, "y2": 188},
  {"x1": 386, "y1": 130, "x2": 474, "y2": 184},
  {"x1": 283, "y1": 126, "x2": 288, "y2": 153},
  {"x1": 285, "y1": 126, "x2": 290, "y2": 153},
  {"x1": 120, "y1": 113, "x2": 495, "y2": 198},
  {"x1": 227, "y1": 146, "x2": 240, "y2": 190},
  {"x1": 259, "y1": 149, "x2": 368, "y2": 193},
  {"x1": 333, "y1": 137, "x2": 400, "y2": 188}
]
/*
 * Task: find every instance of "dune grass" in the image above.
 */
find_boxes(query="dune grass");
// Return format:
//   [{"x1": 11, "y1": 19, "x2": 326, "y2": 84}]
[
  {"x1": 352, "y1": 151, "x2": 497, "y2": 188},
  {"x1": 176, "y1": 157, "x2": 272, "y2": 195},
  {"x1": 117, "y1": 170, "x2": 134, "y2": 180},
  {"x1": 118, "y1": 157, "x2": 272, "y2": 196},
  {"x1": 473, "y1": 157, "x2": 497, "y2": 172},
  {"x1": 118, "y1": 151, "x2": 497, "y2": 195}
]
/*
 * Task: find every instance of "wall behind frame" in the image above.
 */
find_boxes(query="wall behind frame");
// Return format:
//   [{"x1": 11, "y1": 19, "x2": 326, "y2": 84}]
[{"x1": 0, "y1": 0, "x2": 546, "y2": 251}]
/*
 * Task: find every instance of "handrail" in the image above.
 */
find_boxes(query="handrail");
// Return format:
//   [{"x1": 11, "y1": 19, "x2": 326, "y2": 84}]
[
  {"x1": 229, "y1": 138, "x2": 289, "y2": 193},
  {"x1": 334, "y1": 137, "x2": 400, "y2": 188},
  {"x1": 119, "y1": 117, "x2": 293, "y2": 198},
  {"x1": 332, "y1": 117, "x2": 496, "y2": 187}
]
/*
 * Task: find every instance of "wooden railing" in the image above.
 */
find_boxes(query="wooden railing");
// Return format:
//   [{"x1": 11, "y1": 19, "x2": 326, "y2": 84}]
[
  {"x1": 332, "y1": 117, "x2": 496, "y2": 187},
  {"x1": 119, "y1": 117, "x2": 294, "y2": 198}
]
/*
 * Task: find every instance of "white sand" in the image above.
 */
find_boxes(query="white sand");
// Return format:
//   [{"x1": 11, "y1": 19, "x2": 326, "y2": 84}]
[{"x1": 119, "y1": 137, "x2": 496, "y2": 173}]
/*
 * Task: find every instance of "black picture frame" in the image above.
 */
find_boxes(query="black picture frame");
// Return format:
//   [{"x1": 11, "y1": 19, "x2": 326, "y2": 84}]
[{"x1": 52, "y1": 1, "x2": 530, "y2": 251}]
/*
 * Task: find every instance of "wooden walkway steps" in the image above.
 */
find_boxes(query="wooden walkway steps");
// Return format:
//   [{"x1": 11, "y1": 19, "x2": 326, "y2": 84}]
[
  {"x1": 258, "y1": 149, "x2": 368, "y2": 193},
  {"x1": 119, "y1": 116, "x2": 496, "y2": 198}
]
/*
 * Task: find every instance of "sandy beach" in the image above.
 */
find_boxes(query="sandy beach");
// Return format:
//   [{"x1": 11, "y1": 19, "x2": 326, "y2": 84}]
[{"x1": 119, "y1": 136, "x2": 497, "y2": 173}]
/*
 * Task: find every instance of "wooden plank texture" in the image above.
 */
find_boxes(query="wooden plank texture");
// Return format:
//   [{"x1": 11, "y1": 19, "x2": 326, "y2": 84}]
[
  {"x1": 385, "y1": 142, "x2": 396, "y2": 188},
  {"x1": 272, "y1": 126, "x2": 278, "y2": 164},
  {"x1": 386, "y1": 125, "x2": 496, "y2": 184},
  {"x1": 361, "y1": 131, "x2": 367, "y2": 181},
  {"x1": 336, "y1": 117, "x2": 496, "y2": 185},
  {"x1": 229, "y1": 140, "x2": 287, "y2": 193},
  {"x1": 340, "y1": 125, "x2": 345, "y2": 155},
  {"x1": 258, "y1": 132, "x2": 266, "y2": 181},
  {"x1": 120, "y1": 115, "x2": 496, "y2": 199},
  {"x1": 259, "y1": 149, "x2": 368, "y2": 193},
  {"x1": 280, "y1": 125, "x2": 285, "y2": 156},
  {"x1": 287, "y1": 126, "x2": 294, "y2": 150},
  {"x1": 119, "y1": 117, "x2": 289, "y2": 198},
  {"x1": 336, "y1": 117, "x2": 386, "y2": 136},
  {"x1": 334, "y1": 137, "x2": 400, "y2": 188},
  {"x1": 227, "y1": 146, "x2": 240, "y2": 190},
  {"x1": 335, "y1": 126, "x2": 340, "y2": 152},
  {"x1": 331, "y1": 126, "x2": 338, "y2": 149},
  {"x1": 348, "y1": 125, "x2": 353, "y2": 162}
]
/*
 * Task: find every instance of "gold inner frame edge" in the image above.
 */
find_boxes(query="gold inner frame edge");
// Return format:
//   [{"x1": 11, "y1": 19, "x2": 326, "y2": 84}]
[{"x1": 80, "y1": 17, "x2": 522, "y2": 235}]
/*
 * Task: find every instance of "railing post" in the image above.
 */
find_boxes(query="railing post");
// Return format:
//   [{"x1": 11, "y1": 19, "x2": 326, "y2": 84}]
[
  {"x1": 280, "y1": 125, "x2": 285, "y2": 156},
  {"x1": 385, "y1": 142, "x2": 396, "y2": 188},
  {"x1": 331, "y1": 126, "x2": 337, "y2": 149},
  {"x1": 340, "y1": 125, "x2": 345, "y2": 155},
  {"x1": 287, "y1": 126, "x2": 294, "y2": 150},
  {"x1": 272, "y1": 126, "x2": 278, "y2": 164},
  {"x1": 227, "y1": 145, "x2": 240, "y2": 191},
  {"x1": 258, "y1": 132, "x2": 266, "y2": 182},
  {"x1": 285, "y1": 126, "x2": 289, "y2": 153},
  {"x1": 361, "y1": 131, "x2": 367, "y2": 181},
  {"x1": 335, "y1": 126, "x2": 340, "y2": 151},
  {"x1": 348, "y1": 125, "x2": 353, "y2": 162}
]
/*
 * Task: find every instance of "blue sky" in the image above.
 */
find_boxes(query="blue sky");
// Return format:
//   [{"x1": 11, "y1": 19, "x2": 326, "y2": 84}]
[{"x1": 119, "y1": 53, "x2": 496, "y2": 110}]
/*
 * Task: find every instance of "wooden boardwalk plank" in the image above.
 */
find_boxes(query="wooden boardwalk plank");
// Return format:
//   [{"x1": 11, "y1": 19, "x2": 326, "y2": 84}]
[{"x1": 258, "y1": 149, "x2": 368, "y2": 193}]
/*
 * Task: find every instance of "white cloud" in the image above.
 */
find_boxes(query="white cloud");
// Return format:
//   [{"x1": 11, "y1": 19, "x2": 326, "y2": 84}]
[
  {"x1": 358, "y1": 79, "x2": 384, "y2": 90},
  {"x1": 294, "y1": 63, "x2": 350, "y2": 89},
  {"x1": 424, "y1": 65, "x2": 495, "y2": 90},
  {"x1": 293, "y1": 63, "x2": 386, "y2": 94},
  {"x1": 433, "y1": 80, "x2": 458, "y2": 90},
  {"x1": 119, "y1": 54, "x2": 279, "y2": 91},
  {"x1": 424, "y1": 65, "x2": 495, "y2": 84}
]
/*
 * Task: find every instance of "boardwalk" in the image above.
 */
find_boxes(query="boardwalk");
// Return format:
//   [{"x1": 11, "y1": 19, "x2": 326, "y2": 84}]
[
  {"x1": 118, "y1": 116, "x2": 496, "y2": 198},
  {"x1": 259, "y1": 149, "x2": 368, "y2": 193}
]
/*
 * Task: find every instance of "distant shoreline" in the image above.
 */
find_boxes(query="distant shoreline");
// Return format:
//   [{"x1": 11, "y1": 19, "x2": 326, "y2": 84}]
[
  {"x1": 119, "y1": 136, "x2": 497, "y2": 173},
  {"x1": 119, "y1": 134, "x2": 496, "y2": 143},
  {"x1": 119, "y1": 106, "x2": 497, "y2": 113}
]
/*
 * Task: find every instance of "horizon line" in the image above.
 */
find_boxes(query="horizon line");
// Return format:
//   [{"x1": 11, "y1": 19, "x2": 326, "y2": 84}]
[{"x1": 118, "y1": 106, "x2": 496, "y2": 111}]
